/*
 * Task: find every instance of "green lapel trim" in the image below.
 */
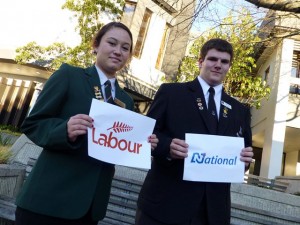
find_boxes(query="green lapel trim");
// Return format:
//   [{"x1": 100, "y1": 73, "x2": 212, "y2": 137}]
[
  {"x1": 85, "y1": 65, "x2": 104, "y2": 101},
  {"x1": 85, "y1": 66, "x2": 128, "y2": 107}
]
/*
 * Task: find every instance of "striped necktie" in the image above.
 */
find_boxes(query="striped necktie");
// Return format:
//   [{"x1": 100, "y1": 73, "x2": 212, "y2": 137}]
[{"x1": 104, "y1": 80, "x2": 114, "y2": 104}]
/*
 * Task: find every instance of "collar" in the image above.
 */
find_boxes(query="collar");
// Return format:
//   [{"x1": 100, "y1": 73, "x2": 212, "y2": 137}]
[
  {"x1": 95, "y1": 65, "x2": 116, "y2": 91},
  {"x1": 197, "y1": 76, "x2": 222, "y2": 96}
]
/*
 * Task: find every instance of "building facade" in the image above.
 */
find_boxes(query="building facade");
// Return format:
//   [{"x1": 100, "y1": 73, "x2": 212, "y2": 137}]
[
  {"x1": 121, "y1": 0, "x2": 195, "y2": 82},
  {"x1": 0, "y1": 0, "x2": 195, "y2": 126},
  {"x1": 251, "y1": 11, "x2": 300, "y2": 178}
]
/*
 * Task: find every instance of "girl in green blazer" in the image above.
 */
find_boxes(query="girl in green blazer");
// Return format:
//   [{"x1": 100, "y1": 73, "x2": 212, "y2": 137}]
[{"x1": 15, "y1": 22, "x2": 158, "y2": 225}]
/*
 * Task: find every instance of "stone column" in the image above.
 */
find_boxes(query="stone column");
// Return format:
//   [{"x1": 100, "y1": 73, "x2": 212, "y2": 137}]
[
  {"x1": 27, "y1": 82, "x2": 43, "y2": 114},
  {"x1": 260, "y1": 39, "x2": 294, "y2": 178}
]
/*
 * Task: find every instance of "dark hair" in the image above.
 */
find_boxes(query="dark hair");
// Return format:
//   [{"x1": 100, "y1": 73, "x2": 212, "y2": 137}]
[
  {"x1": 92, "y1": 22, "x2": 133, "y2": 53},
  {"x1": 200, "y1": 38, "x2": 233, "y2": 62}
]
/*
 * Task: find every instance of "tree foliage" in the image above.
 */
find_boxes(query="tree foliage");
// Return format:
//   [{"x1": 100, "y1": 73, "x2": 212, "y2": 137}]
[
  {"x1": 15, "y1": 0, "x2": 124, "y2": 70},
  {"x1": 176, "y1": 8, "x2": 270, "y2": 109}
]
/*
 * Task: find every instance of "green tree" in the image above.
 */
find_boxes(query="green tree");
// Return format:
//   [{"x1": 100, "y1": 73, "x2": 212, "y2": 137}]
[
  {"x1": 15, "y1": 0, "x2": 124, "y2": 70},
  {"x1": 176, "y1": 8, "x2": 270, "y2": 109}
]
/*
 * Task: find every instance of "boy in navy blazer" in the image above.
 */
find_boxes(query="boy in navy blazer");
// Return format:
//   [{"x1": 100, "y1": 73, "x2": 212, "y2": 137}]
[{"x1": 136, "y1": 38, "x2": 254, "y2": 225}]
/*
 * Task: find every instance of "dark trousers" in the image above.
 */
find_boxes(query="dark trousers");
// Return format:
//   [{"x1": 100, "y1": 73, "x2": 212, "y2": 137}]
[
  {"x1": 135, "y1": 207, "x2": 208, "y2": 225},
  {"x1": 15, "y1": 207, "x2": 98, "y2": 225}
]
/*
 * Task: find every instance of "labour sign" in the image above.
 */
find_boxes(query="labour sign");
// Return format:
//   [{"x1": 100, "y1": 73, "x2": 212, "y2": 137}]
[
  {"x1": 88, "y1": 99, "x2": 155, "y2": 169},
  {"x1": 183, "y1": 133, "x2": 245, "y2": 183}
]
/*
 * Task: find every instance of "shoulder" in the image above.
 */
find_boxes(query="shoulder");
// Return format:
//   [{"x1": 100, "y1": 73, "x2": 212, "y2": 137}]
[
  {"x1": 224, "y1": 93, "x2": 250, "y2": 113},
  {"x1": 49, "y1": 63, "x2": 86, "y2": 81},
  {"x1": 158, "y1": 82, "x2": 187, "y2": 92},
  {"x1": 57, "y1": 63, "x2": 85, "y2": 73},
  {"x1": 155, "y1": 81, "x2": 195, "y2": 98},
  {"x1": 51, "y1": 63, "x2": 83, "y2": 75}
]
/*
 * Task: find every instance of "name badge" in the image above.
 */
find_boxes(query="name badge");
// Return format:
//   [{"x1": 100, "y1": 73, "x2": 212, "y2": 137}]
[
  {"x1": 221, "y1": 101, "x2": 232, "y2": 109},
  {"x1": 114, "y1": 98, "x2": 126, "y2": 108}
]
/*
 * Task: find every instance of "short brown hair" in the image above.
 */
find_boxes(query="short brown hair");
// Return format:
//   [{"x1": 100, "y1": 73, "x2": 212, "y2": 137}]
[
  {"x1": 200, "y1": 38, "x2": 233, "y2": 62},
  {"x1": 92, "y1": 22, "x2": 133, "y2": 53}
]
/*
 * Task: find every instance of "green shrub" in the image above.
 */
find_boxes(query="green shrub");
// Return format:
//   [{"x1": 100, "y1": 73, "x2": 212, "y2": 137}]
[
  {"x1": 0, "y1": 145, "x2": 12, "y2": 164},
  {"x1": 0, "y1": 136, "x2": 13, "y2": 164},
  {"x1": 0, "y1": 135, "x2": 11, "y2": 146},
  {"x1": 0, "y1": 124, "x2": 21, "y2": 136}
]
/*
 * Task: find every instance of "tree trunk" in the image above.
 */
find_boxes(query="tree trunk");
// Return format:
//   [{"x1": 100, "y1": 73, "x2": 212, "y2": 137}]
[{"x1": 245, "y1": 0, "x2": 300, "y2": 13}]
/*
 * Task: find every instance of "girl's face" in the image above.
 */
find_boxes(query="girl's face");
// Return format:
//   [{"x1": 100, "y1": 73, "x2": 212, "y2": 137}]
[{"x1": 94, "y1": 27, "x2": 132, "y2": 78}]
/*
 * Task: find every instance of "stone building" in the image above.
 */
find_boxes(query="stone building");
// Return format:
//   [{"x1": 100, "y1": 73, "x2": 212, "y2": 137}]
[
  {"x1": 0, "y1": 0, "x2": 195, "y2": 127},
  {"x1": 251, "y1": 10, "x2": 300, "y2": 178}
]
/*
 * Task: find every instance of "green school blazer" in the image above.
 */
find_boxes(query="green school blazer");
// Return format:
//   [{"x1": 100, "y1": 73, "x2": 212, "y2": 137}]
[{"x1": 16, "y1": 63, "x2": 134, "y2": 220}]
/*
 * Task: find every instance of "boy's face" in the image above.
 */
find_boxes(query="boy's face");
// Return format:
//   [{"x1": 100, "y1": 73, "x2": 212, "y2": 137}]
[{"x1": 199, "y1": 48, "x2": 231, "y2": 86}]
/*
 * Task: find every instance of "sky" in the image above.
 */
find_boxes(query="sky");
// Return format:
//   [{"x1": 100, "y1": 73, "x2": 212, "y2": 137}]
[
  {"x1": 0, "y1": 0, "x2": 80, "y2": 51},
  {"x1": 0, "y1": 0, "x2": 265, "y2": 56},
  {"x1": 192, "y1": 0, "x2": 266, "y2": 33}
]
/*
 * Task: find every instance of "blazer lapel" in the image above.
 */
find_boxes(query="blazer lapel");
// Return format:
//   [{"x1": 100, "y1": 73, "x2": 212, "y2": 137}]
[
  {"x1": 188, "y1": 79, "x2": 216, "y2": 134},
  {"x1": 84, "y1": 66, "x2": 128, "y2": 108},
  {"x1": 114, "y1": 80, "x2": 127, "y2": 108},
  {"x1": 218, "y1": 91, "x2": 233, "y2": 135},
  {"x1": 85, "y1": 65, "x2": 105, "y2": 101}
]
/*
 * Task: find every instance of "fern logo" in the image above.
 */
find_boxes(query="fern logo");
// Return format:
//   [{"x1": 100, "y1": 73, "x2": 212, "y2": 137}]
[
  {"x1": 92, "y1": 121, "x2": 142, "y2": 154},
  {"x1": 107, "y1": 121, "x2": 133, "y2": 133}
]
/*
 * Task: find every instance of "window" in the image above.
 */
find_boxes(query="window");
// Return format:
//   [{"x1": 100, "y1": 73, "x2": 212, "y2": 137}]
[
  {"x1": 155, "y1": 24, "x2": 171, "y2": 70},
  {"x1": 292, "y1": 51, "x2": 300, "y2": 78},
  {"x1": 133, "y1": 9, "x2": 152, "y2": 58},
  {"x1": 290, "y1": 51, "x2": 300, "y2": 94},
  {"x1": 123, "y1": 1, "x2": 136, "y2": 13},
  {"x1": 122, "y1": 1, "x2": 136, "y2": 26}
]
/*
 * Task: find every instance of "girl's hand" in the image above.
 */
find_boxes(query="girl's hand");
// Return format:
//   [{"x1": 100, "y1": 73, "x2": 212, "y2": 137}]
[
  {"x1": 67, "y1": 114, "x2": 93, "y2": 142},
  {"x1": 148, "y1": 134, "x2": 159, "y2": 151}
]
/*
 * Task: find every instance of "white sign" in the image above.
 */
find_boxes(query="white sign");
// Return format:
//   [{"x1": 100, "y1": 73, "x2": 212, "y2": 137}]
[
  {"x1": 88, "y1": 99, "x2": 156, "y2": 169},
  {"x1": 183, "y1": 133, "x2": 245, "y2": 183}
]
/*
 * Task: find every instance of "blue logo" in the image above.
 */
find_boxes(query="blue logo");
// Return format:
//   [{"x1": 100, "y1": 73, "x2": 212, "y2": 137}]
[{"x1": 191, "y1": 153, "x2": 237, "y2": 165}]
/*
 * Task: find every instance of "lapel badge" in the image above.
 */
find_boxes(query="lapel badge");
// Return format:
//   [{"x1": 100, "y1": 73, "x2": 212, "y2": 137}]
[
  {"x1": 114, "y1": 98, "x2": 126, "y2": 108},
  {"x1": 221, "y1": 101, "x2": 232, "y2": 109},
  {"x1": 94, "y1": 86, "x2": 103, "y2": 101},
  {"x1": 196, "y1": 98, "x2": 203, "y2": 110},
  {"x1": 236, "y1": 126, "x2": 243, "y2": 137},
  {"x1": 223, "y1": 107, "x2": 228, "y2": 118}
]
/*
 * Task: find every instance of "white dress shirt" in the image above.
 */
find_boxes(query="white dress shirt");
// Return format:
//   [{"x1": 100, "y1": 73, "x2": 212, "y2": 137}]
[
  {"x1": 95, "y1": 65, "x2": 116, "y2": 101},
  {"x1": 197, "y1": 76, "x2": 222, "y2": 118}
]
